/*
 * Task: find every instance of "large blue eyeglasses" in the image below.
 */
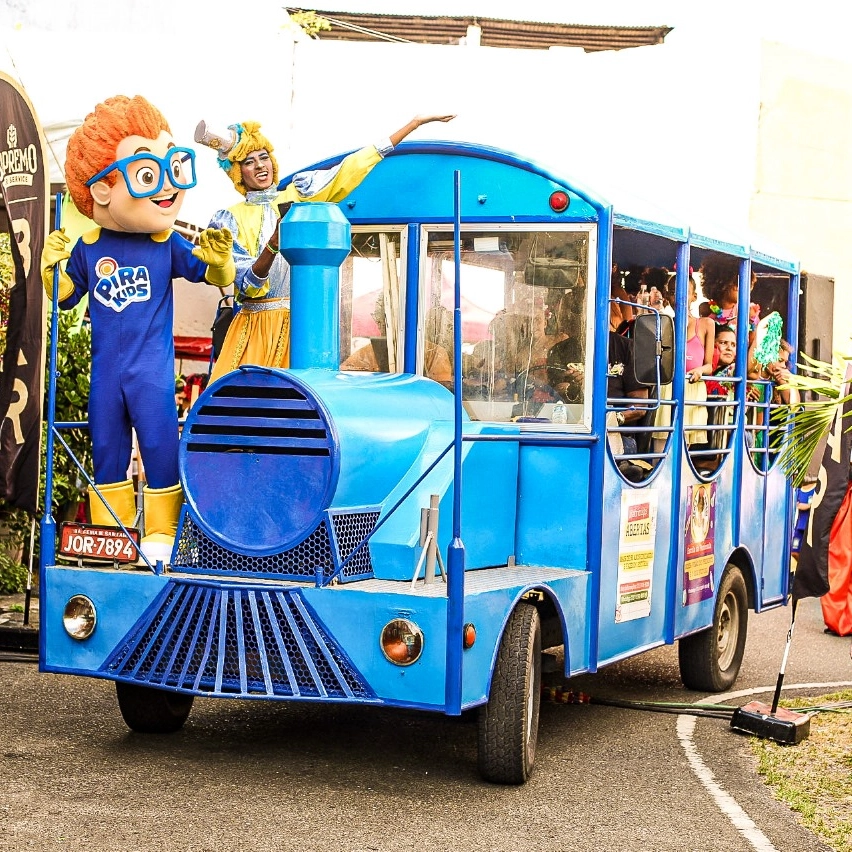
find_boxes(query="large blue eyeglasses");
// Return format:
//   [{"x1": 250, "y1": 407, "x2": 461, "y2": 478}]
[{"x1": 85, "y1": 147, "x2": 197, "y2": 198}]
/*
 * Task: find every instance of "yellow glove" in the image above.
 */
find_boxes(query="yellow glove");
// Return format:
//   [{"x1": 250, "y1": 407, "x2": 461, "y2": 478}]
[
  {"x1": 193, "y1": 228, "x2": 236, "y2": 289},
  {"x1": 40, "y1": 229, "x2": 75, "y2": 302}
]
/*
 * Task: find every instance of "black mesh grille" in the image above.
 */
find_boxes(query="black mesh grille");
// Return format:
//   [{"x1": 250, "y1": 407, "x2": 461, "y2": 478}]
[
  {"x1": 172, "y1": 510, "x2": 376, "y2": 584},
  {"x1": 329, "y1": 509, "x2": 380, "y2": 580},
  {"x1": 101, "y1": 580, "x2": 376, "y2": 701}
]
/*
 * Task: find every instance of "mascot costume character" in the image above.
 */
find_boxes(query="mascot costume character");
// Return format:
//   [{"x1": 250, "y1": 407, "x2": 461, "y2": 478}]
[{"x1": 40, "y1": 94, "x2": 236, "y2": 564}]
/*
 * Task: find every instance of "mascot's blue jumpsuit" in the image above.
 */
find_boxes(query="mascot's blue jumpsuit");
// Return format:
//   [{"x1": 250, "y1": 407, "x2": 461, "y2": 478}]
[{"x1": 62, "y1": 227, "x2": 208, "y2": 489}]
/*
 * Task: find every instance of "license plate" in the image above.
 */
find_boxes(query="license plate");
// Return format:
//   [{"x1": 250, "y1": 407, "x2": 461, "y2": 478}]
[{"x1": 59, "y1": 522, "x2": 140, "y2": 564}]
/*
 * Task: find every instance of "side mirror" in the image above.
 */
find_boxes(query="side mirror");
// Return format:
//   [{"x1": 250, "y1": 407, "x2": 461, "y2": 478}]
[{"x1": 632, "y1": 313, "x2": 675, "y2": 386}]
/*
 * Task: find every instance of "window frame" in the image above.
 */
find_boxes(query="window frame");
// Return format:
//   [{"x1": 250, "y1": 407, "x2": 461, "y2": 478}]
[{"x1": 419, "y1": 222, "x2": 597, "y2": 432}]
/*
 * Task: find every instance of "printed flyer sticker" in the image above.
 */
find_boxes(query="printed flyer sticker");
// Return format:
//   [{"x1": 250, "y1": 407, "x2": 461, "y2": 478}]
[
  {"x1": 683, "y1": 482, "x2": 716, "y2": 605},
  {"x1": 616, "y1": 489, "x2": 658, "y2": 622}
]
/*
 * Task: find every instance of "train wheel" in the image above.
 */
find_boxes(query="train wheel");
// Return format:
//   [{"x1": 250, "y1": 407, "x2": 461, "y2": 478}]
[
  {"x1": 678, "y1": 566, "x2": 748, "y2": 692},
  {"x1": 477, "y1": 603, "x2": 541, "y2": 784},
  {"x1": 115, "y1": 682, "x2": 194, "y2": 733}
]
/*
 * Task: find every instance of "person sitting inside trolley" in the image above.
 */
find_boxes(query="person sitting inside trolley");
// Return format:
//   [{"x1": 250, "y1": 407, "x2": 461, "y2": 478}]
[
  {"x1": 341, "y1": 299, "x2": 452, "y2": 386},
  {"x1": 547, "y1": 314, "x2": 648, "y2": 481},
  {"x1": 700, "y1": 324, "x2": 745, "y2": 473}
]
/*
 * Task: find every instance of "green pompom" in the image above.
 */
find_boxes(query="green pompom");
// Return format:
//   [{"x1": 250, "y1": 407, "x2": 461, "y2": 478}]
[{"x1": 753, "y1": 311, "x2": 783, "y2": 367}]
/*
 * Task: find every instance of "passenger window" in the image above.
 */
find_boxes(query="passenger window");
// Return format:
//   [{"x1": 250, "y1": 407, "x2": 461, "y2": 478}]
[
  {"x1": 423, "y1": 228, "x2": 591, "y2": 423},
  {"x1": 340, "y1": 230, "x2": 405, "y2": 373}
]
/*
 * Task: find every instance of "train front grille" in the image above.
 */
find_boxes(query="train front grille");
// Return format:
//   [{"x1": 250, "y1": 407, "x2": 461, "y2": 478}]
[{"x1": 101, "y1": 579, "x2": 376, "y2": 701}]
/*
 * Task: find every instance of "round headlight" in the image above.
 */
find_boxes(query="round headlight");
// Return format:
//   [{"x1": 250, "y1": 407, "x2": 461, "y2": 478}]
[
  {"x1": 380, "y1": 619, "x2": 424, "y2": 666},
  {"x1": 63, "y1": 595, "x2": 97, "y2": 640}
]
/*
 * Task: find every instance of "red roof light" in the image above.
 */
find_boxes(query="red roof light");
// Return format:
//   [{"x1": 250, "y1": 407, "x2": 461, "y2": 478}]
[{"x1": 549, "y1": 190, "x2": 570, "y2": 213}]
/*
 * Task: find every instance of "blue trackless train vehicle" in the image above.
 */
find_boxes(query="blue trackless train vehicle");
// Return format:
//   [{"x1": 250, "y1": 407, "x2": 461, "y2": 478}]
[{"x1": 41, "y1": 140, "x2": 798, "y2": 783}]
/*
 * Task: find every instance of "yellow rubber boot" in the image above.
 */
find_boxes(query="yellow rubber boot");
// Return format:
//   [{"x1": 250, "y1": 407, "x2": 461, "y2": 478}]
[
  {"x1": 141, "y1": 484, "x2": 183, "y2": 565},
  {"x1": 89, "y1": 480, "x2": 136, "y2": 528}
]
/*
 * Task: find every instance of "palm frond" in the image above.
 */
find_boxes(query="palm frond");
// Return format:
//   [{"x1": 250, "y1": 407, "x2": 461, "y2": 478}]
[{"x1": 772, "y1": 353, "x2": 852, "y2": 487}]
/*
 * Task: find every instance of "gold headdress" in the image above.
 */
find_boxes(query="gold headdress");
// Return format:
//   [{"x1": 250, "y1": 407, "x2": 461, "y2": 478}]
[{"x1": 195, "y1": 120, "x2": 279, "y2": 196}]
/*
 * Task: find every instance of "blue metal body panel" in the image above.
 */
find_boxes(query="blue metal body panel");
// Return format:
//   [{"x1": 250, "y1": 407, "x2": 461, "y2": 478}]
[
  {"x1": 41, "y1": 566, "x2": 589, "y2": 711},
  {"x1": 41, "y1": 567, "x2": 169, "y2": 673},
  {"x1": 181, "y1": 369, "x2": 456, "y2": 555},
  {"x1": 514, "y1": 444, "x2": 592, "y2": 569},
  {"x1": 370, "y1": 423, "x2": 520, "y2": 580},
  {"x1": 295, "y1": 142, "x2": 603, "y2": 224},
  {"x1": 595, "y1": 455, "x2": 675, "y2": 664}
]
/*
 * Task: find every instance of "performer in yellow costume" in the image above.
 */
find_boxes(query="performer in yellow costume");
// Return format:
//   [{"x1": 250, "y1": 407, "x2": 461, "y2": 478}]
[{"x1": 198, "y1": 113, "x2": 455, "y2": 383}]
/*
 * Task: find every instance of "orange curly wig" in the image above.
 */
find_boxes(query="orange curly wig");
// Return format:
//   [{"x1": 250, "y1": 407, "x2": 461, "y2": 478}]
[{"x1": 65, "y1": 95, "x2": 171, "y2": 219}]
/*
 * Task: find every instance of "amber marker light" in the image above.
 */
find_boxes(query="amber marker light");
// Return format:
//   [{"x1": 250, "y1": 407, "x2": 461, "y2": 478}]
[
  {"x1": 380, "y1": 619, "x2": 424, "y2": 666},
  {"x1": 463, "y1": 623, "x2": 476, "y2": 649},
  {"x1": 549, "y1": 190, "x2": 570, "y2": 212}
]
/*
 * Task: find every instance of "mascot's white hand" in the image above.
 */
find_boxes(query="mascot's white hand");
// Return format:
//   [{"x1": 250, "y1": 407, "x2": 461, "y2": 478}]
[
  {"x1": 40, "y1": 228, "x2": 75, "y2": 301},
  {"x1": 194, "y1": 228, "x2": 236, "y2": 288}
]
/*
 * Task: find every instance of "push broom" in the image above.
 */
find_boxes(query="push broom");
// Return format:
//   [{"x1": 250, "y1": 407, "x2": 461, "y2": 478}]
[{"x1": 730, "y1": 599, "x2": 811, "y2": 744}]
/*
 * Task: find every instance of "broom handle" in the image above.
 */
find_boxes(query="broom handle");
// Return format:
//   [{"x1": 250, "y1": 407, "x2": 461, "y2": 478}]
[{"x1": 770, "y1": 598, "x2": 798, "y2": 714}]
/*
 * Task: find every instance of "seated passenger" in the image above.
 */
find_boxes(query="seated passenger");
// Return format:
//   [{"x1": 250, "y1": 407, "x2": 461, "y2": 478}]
[
  {"x1": 607, "y1": 331, "x2": 650, "y2": 482},
  {"x1": 653, "y1": 275, "x2": 714, "y2": 453},
  {"x1": 701, "y1": 325, "x2": 746, "y2": 467},
  {"x1": 683, "y1": 277, "x2": 716, "y2": 445},
  {"x1": 545, "y1": 294, "x2": 585, "y2": 403},
  {"x1": 640, "y1": 266, "x2": 673, "y2": 317},
  {"x1": 610, "y1": 263, "x2": 634, "y2": 329},
  {"x1": 467, "y1": 310, "x2": 527, "y2": 401},
  {"x1": 341, "y1": 303, "x2": 451, "y2": 384},
  {"x1": 700, "y1": 255, "x2": 762, "y2": 374},
  {"x1": 705, "y1": 325, "x2": 737, "y2": 398},
  {"x1": 515, "y1": 308, "x2": 563, "y2": 406},
  {"x1": 760, "y1": 338, "x2": 800, "y2": 452},
  {"x1": 763, "y1": 339, "x2": 798, "y2": 405}
]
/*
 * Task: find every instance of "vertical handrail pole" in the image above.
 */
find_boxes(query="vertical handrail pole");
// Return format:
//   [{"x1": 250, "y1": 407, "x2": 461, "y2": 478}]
[
  {"x1": 731, "y1": 257, "x2": 751, "y2": 545},
  {"x1": 445, "y1": 170, "x2": 465, "y2": 715},
  {"x1": 40, "y1": 193, "x2": 63, "y2": 580},
  {"x1": 664, "y1": 240, "x2": 690, "y2": 642}
]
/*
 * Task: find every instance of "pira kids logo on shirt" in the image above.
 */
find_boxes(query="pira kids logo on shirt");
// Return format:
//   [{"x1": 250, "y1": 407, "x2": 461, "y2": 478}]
[{"x1": 92, "y1": 256, "x2": 151, "y2": 312}]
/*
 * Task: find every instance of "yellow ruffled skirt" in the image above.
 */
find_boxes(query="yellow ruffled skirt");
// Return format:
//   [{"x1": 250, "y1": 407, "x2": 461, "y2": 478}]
[{"x1": 209, "y1": 299, "x2": 290, "y2": 384}]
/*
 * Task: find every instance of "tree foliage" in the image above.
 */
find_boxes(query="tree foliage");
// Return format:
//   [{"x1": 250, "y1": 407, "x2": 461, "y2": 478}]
[
  {"x1": 288, "y1": 10, "x2": 332, "y2": 37},
  {"x1": 0, "y1": 309, "x2": 92, "y2": 590},
  {"x1": 0, "y1": 232, "x2": 13, "y2": 357},
  {"x1": 772, "y1": 353, "x2": 851, "y2": 487}
]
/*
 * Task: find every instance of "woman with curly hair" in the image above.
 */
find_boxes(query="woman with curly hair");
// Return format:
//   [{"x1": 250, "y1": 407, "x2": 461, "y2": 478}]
[
  {"x1": 699, "y1": 253, "x2": 760, "y2": 334},
  {"x1": 700, "y1": 255, "x2": 740, "y2": 325}
]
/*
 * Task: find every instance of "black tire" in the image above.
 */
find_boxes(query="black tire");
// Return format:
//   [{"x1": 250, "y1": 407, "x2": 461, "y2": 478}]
[
  {"x1": 678, "y1": 565, "x2": 748, "y2": 692},
  {"x1": 478, "y1": 603, "x2": 541, "y2": 784},
  {"x1": 115, "y1": 682, "x2": 194, "y2": 733}
]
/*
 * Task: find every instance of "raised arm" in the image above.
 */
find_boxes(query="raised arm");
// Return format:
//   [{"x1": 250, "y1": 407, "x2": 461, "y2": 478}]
[
  {"x1": 278, "y1": 114, "x2": 457, "y2": 207},
  {"x1": 389, "y1": 114, "x2": 456, "y2": 147}
]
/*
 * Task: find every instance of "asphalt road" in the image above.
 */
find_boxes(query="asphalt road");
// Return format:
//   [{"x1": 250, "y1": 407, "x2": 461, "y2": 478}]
[{"x1": 0, "y1": 596, "x2": 848, "y2": 852}]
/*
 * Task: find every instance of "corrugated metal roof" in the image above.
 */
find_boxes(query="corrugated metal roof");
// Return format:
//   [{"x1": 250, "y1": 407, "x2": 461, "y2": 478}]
[{"x1": 288, "y1": 9, "x2": 672, "y2": 52}]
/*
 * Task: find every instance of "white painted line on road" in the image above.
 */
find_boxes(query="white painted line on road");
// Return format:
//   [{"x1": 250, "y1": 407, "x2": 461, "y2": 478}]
[
  {"x1": 677, "y1": 681, "x2": 852, "y2": 852},
  {"x1": 678, "y1": 714, "x2": 780, "y2": 851}
]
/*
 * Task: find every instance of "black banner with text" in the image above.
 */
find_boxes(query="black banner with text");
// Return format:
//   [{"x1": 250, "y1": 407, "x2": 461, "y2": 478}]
[{"x1": 0, "y1": 72, "x2": 48, "y2": 513}]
